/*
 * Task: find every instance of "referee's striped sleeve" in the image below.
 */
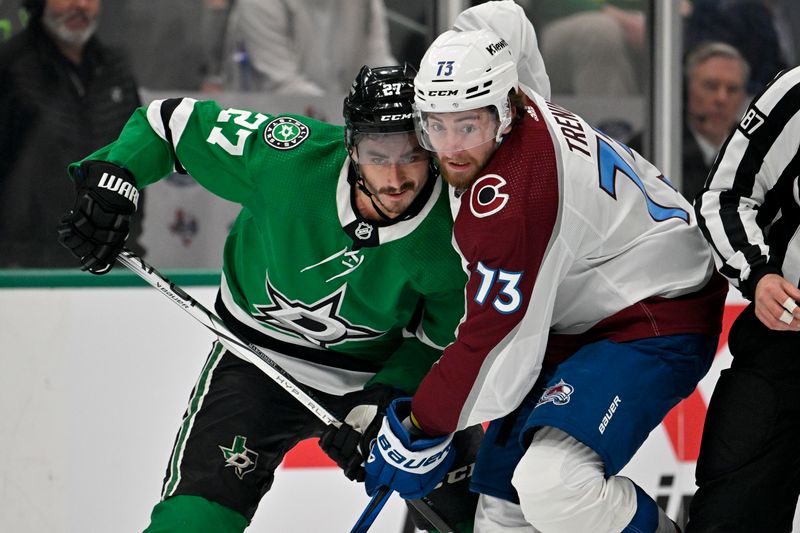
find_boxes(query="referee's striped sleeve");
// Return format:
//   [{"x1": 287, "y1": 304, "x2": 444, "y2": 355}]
[{"x1": 695, "y1": 66, "x2": 800, "y2": 298}]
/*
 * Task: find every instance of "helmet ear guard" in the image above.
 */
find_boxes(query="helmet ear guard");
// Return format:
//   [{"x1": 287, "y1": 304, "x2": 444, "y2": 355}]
[{"x1": 414, "y1": 29, "x2": 519, "y2": 146}]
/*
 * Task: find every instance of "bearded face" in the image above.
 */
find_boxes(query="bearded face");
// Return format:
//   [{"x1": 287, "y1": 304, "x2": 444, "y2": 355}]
[{"x1": 42, "y1": 0, "x2": 100, "y2": 48}]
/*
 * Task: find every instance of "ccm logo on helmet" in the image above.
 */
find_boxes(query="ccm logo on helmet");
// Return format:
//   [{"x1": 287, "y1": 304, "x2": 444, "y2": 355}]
[
  {"x1": 380, "y1": 113, "x2": 413, "y2": 121},
  {"x1": 428, "y1": 90, "x2": 458, "y2": 97},
  {"x1": 486, "y1": 39, "x2": 509, "y2": 56}
]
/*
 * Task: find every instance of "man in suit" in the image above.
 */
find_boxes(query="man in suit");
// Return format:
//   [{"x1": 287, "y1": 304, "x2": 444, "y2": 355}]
[{"x1": 629, "y1": 41, "x2": 749, "y2": 202}]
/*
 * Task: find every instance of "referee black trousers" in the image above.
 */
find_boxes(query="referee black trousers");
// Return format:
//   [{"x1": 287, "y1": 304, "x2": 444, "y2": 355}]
[{"x1": 687, "y1": 304, "x2": 800, "y2": 532}]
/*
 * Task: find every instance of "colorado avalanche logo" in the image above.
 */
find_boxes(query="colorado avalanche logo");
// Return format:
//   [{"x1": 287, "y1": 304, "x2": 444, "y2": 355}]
[
  {"x1": 470, "y1": 174, "x2": 509, "y2": 218},
  {"x1": 536, "y1": 379, "x2": 575, "y2": 407}
]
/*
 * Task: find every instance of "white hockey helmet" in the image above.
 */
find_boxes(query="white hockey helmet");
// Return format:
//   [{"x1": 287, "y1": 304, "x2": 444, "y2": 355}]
[{"x1": 414, "y1": 29, "x2": 518, "y2": 151}]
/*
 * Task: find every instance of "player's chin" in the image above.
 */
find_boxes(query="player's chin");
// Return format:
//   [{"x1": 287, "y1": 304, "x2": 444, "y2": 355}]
[
  {"x1": 379, "y1": 195, "x2": 414, "y2": 217},
  {"x1": 441, "y1": 166, "x2": 478, "y2": 190}
]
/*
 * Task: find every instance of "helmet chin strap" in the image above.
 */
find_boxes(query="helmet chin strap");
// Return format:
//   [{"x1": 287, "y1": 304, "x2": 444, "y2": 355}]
[
  {"x1": 351, "y1": 160, "x2": 440, "y2": 223},
  {"x1": 350, "y1": 161, "x2": 395, "y2": 222}
]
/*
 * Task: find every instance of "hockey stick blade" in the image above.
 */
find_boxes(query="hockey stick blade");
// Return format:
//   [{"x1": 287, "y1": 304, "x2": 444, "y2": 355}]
[{"x1": 117, "y1": 249, "x2": 453, "y2": 532}]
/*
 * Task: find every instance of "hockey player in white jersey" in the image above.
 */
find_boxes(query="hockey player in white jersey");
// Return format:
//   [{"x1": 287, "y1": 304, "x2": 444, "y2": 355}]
[{"x1": 362, "y1": 4, "x2": 729, "y2": 533}]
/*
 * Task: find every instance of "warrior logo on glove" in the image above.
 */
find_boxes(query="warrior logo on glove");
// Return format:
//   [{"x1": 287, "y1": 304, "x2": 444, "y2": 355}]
[
  {"x1": 97, "y1": 171, "x2": 140, "y2": 206},
  {"x1": 57, "y1": 160, "x2": 139, "y2": 275}
]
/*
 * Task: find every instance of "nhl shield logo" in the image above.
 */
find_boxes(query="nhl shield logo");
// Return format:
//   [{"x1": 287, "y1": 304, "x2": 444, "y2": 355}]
[
  {"x1": 354, "y1": 221, "x2": 374, "y2": 240},
  {"x1": 264, "y1": 117, "x2": 310, "y2": 150}
]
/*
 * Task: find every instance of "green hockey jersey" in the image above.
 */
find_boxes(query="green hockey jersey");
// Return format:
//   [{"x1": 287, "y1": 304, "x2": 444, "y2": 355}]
[{"x1": 73, "y1": 98, "x2": 467, "y2": 395}]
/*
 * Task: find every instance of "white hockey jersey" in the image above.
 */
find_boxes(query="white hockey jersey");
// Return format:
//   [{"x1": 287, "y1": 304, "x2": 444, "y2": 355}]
[{"x1": 412, "y1": 91, "x2": 728, "y2": 435}]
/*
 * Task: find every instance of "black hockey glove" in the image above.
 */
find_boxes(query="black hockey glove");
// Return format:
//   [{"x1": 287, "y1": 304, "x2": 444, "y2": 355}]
[
  {"x1": 319, "y1": 385, "x2": 405, "y2": 482},
  {"x1": 57, "y1": 161, "x2": 139, "y2": 274}
]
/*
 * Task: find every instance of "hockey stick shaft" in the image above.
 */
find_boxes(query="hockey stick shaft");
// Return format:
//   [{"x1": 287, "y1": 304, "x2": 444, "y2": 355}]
[
  {"x1": 350, "y1": 486, "x2": 393, "y2": 533},
  {"x1": 351, "y1": 488, "x2": 457, "y2": 533},
  {"x1": 117, "y1": 249, "x2": 454, "y2": 533},
  {"x1": 117, "y1": 249, "x2": 340, "y2": 427}
]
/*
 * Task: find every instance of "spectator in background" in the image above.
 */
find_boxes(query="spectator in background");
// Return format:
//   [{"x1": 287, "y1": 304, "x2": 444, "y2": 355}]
[
  {"x1": 681, "y1": 42, "x2": 749, "y2": 199},
  {"x1": 0, "y1": 0, "x2": 144, "y2": 268},
  {"x1": 222, "y1": 0, "x2": 395, "y2": 96},
  {"x1": 685, "y1": 0, "x2": 787, "y2": 94},
  {"x1": 629, "y1": 41, "x2": 749, "y2": 201},
  {"x1": 524, "y1": 0, "x2": 646, "y2": 96}
]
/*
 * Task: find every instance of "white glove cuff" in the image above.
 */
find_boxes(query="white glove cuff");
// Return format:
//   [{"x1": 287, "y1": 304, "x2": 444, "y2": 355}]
[{"x1": 344, "y1": 404, "x2": 379, "y2": 433}]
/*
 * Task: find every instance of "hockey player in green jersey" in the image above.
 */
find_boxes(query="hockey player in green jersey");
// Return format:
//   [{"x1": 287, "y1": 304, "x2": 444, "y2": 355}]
[{"x1": 57, "y1": 65, "x2": 479, "y2": 532}]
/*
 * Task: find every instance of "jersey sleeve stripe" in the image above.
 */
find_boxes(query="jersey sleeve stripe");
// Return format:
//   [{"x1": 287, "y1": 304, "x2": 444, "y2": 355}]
[
  {"x1": 145, "y1": 99, "x2": 168, "y2": 142},
  {"x1": 169, "y1": 98, "x2": 198, "y2": 152},
  {"x1": 158, "y1": 98, "x2": 189, "y2": 174}
]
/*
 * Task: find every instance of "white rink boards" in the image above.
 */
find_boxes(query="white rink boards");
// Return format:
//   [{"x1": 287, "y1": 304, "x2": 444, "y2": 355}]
[{"x1": 0, "y1": 285, "x2": 798, "y2": 532}]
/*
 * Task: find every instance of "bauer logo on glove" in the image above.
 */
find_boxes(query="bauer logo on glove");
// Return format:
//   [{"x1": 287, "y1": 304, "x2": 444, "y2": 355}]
[
  {"x1": 374, "y1": 420, "x2": 452, "y2": 473},
  {"x1": 364, "y1": 398, "x2": 455, "y2": 500}
]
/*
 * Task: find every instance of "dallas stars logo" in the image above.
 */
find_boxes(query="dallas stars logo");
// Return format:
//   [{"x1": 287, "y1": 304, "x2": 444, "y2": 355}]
[
  {"x1": 264, "y1": 117, "x2": 310, "y2": 150},
  {"x1": 254, "y1": 282, "x2": 382, "y2": 347},
  {"x1": 219, "y1": 435, "x2": 259, "y2": 480}
]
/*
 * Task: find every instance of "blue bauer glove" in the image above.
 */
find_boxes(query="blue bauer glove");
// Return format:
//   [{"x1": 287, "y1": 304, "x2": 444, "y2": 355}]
[{"x1": 365, "y1": 398, "x2": 455, "y2": 500}]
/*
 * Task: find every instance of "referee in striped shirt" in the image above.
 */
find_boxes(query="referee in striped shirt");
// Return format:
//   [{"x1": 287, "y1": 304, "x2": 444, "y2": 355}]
[{"x1": 688, "y1": 66, "x2": 800, "y2": 532}]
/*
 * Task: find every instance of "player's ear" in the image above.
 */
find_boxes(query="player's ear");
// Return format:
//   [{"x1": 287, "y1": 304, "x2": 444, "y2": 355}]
[
  {"x1": 500, "y1": 88, "x2": 522, "y2": 136},
  {"x1": 503, "y1": 114, "x2": 515, "y2": 135},
  {"x1": 501, "y1": 105, "x2": 515, "y2": 136}
]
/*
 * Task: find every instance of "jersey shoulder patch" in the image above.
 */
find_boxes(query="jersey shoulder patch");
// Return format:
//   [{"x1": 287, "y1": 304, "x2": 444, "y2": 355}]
[
  {"x1": 263, "y1": 117, "x2": 311, "y2": 150},
  {"x1": 470, "y1": 174, "x2": 510, "y2": 218}
]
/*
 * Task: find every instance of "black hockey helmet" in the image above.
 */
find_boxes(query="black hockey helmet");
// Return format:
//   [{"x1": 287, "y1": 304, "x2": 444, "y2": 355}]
[{"x1": 343, "y1": 63, "x2": 418, "y2": 152}]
